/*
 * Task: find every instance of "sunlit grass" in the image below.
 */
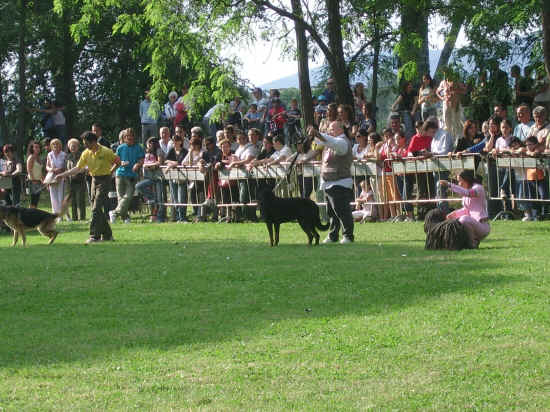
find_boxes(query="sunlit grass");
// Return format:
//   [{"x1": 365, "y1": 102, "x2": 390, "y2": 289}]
[{"x1": 0, "y1": 220, "x2": 549, "y2": 410}]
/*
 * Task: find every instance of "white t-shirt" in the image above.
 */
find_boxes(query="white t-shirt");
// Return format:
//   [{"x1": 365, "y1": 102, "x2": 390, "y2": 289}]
[
  {"x1": 270, "y1": 145, "x2": 293, "y2": 161},
  {"x1": 514, "y1": 121, "x2": 534, "y2": 142},
  {"x1": 352, "y1": 144, "x2": 369, "y2": 160},
  {"x1": 495, "y1": 135, "x2": 513, "y2": 152}
]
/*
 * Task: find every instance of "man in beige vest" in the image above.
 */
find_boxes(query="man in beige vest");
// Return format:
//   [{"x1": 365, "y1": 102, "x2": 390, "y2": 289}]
[{"x1": 308, "y1": 122, "x2": 354, "y2": 243}]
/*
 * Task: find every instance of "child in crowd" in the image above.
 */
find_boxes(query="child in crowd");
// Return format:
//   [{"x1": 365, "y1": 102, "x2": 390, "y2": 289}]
[
  {"x1": 353, "y1": 180, "x2": 377, "y2": 222},
  {"x1": 515, "y1": 136, "x2": 547, "y2": 221},
  {"x1": 286, "y1": 98, "x2": 302, "y2": 146},
  {"x1": 392, "y1": 131, "x2": 415, "y2": 221},
  {"x1": 66, "y1": 138, "x2": 87, "y2": 221},
  {"x1": 135, "y1": 137, "x2": 164, "y2": 222},
  {"x1": 26, "y1": 140, "x2": 44, "y2": 208},
  {"x1": 376, "y1": 128, "x2": 400, "y2": 220},
  {"x1": 314, "y1": 95, "x2": 328, "y2": 125},
  {"x1": 244, "y1": 104, "x2": 262, "y2": 130}
]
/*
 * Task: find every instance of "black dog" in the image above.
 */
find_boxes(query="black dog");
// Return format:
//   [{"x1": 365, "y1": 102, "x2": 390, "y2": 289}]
[
  {"x1": 256, "y1": 186, "x2": 329, "y2": 246},
  {"x1": 424, "y1": 208, "x2": 471, "y2": 250}
]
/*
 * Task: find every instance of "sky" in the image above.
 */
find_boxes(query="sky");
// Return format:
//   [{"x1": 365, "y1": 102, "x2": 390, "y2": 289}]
[{"x1": 230, "y1": 16, "x2": 468, "y2": 88}]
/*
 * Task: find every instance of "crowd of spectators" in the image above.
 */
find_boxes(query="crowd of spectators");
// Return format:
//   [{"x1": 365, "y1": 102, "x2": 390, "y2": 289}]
[{"x1": 1, "y1": 65, "x2": 550, "y2": 225}]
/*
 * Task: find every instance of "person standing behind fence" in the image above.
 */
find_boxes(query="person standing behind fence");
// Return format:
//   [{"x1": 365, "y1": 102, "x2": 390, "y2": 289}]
[
  {"x1": 391, "y1": 81, "x2": 418, "y2": 139},
  {"x1": 182, "y1": 137, "x2": 205, "y2": 222},
  {"x1": 109, "y1": 128, "x2": 144, "y2": 224},
  {"x1": 377, "y1": 128, "x2": 401, "y2": 220},
  {"x1": 200, "y1": 136, "x2": 223, "y2": 221},
  {"x1": 407, "y1": 118, "x2": 437, "y2": 220},
  {"x1": 66, "y1": 139, "x2": 87, "y2": 221},
  {"x1": 308, "y1": 121, "x2": 354, "y2": 244},
  {"x1": 228, "y1": 131, "x2": 259, "y2": 221},
  {"x1": 430, "y1": 117, "x2": 454, "y2": 214},
  {"x1": 56, "y1": 131, "x2": 120, "y2": 243},
  {"x1": 164, "y1": 91, "x2": 178, "y2": 134},
  {"x1": 525, "y1": 136, "x2": 547, "y2": 219},
  {"x1": 140, "y1": 90, "x2": 159, "y2": 144},
  {"x1": 135, "y1": 138, "x2": 165, "y2": 223},
  {"x1": 1, "y1": 144, "x2": 23, "y2": 206},
  {"x1": 514, "y1": 105, "x2": 534, "y2": 143},
  {"x1": 528, "y1": 106, "x2": 550, "y2": 148},
  {"x1": 393, "y1": 131, "x2": 415, "y2": 221},
  {"x1": 418, "y1": 74, "x2": 438, "y2": 121},
  {"x1": 439, "y1": 171, "x2": 490, "y2": 249},
  {"x1": 165, "y1": 134, "x2": 189, "y2": 223},
  {"x1": 26, "y1": 141, "x2": 44, "y2": 208}
]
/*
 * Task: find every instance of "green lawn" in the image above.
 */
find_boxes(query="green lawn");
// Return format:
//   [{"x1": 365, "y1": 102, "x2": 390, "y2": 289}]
[{"x1": 1, "y1": 220, "x2": 549, "y2": 410}]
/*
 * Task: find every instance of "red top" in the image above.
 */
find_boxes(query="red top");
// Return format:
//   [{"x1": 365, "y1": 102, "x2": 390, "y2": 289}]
[
  {"x1": 379, "y1": 142, "x2": 395, "y2": 172},
  {"x1": 174, "y1": 98, "x2": 187, "y2": 128},
  {"x1": 407, "y1": 134, "x2": 432, "y2": 155},
  {"x1": 269, "y1": 107, "x2": 287, "y2": 129}
]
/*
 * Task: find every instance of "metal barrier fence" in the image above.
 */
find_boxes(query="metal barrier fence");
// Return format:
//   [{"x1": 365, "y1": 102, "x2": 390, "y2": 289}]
[
  {"x1": 155, "y1": 155, "x2": 482, "y2": 221},
  {"x1": 4, "y1": 154, "x2": 549, "y2": 222},
  {"x1": 486, "y1": 154, "x2": 550, "y2": 220}
]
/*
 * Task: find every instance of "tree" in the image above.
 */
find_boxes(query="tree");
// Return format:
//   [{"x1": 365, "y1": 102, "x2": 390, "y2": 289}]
[{"x1": 290, "y1": 0, "x2": 314, "y2": 126}]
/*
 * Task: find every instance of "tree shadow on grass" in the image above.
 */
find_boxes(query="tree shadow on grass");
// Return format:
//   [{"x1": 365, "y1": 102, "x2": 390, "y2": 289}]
[{"x1": 0, "y1": 237, "x2": 520, "y2": 368}]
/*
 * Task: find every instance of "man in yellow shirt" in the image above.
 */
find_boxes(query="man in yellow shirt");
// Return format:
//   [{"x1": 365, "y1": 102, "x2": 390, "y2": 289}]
[{"x1": 56, "y1": 131, "x2": 120, "y2": 244}]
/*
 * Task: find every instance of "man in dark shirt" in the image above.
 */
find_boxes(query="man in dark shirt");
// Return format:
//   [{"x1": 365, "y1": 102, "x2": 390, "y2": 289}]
[
  {"x1": 91, "y1": 123, "x2": 112, "y2": 149},
  {"x1": 322, "y1": 78, "x2": 337, "y2": 103},
  {"x1": 200, "y1": 137, "x2": 223, "y2": 220}
]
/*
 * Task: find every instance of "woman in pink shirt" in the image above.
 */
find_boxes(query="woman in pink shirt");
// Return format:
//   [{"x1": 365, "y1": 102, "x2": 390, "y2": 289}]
[{"x1": 439, "y1": 170, "x2": 490, "y2": 248}]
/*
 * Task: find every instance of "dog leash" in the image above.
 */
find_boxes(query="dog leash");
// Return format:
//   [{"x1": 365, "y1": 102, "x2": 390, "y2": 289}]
[{"x1": 272, "y1": 152, "x2": 299, "y2": 192}]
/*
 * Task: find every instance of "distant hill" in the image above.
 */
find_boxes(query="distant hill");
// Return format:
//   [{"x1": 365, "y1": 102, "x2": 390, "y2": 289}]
[
  {"x1": 258, "y1": 49, "x2": 527, "y2": 90},
  {"x1": 259, "y1": 50, "x2": 443, "y2": 90}
]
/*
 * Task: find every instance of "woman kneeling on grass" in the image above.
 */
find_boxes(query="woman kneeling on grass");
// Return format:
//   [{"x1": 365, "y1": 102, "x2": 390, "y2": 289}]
[{"x1": 439, "y1": 170, "x2": 490, "y2": 249}]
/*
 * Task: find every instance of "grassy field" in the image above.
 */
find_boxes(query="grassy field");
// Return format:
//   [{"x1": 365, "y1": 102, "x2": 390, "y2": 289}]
[{"x1": 0, "y1": 219, "x2": 549, "y2": 411}]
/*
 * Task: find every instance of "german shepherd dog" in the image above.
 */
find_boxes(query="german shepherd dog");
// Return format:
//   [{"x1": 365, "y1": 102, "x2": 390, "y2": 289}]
[
  {"x1": 256, "y1": 186, "x2": 329, "y2": 246},
  {"x1": 0, "y1": 195, "x2": 70, "y2": 247}
]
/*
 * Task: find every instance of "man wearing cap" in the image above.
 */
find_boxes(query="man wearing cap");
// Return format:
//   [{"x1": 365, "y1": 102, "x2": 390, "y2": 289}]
[{"x1": 56, "y1": 131, "x2": 121, "y2": 244}]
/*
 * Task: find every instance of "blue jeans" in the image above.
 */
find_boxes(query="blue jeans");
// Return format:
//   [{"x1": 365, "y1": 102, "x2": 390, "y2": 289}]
[
  {"x1": 528, "y1": 179, "x2": 548, "y2": 215},
  {"x1": 169, "y1": 180, "x2": 187, "y2": 221},
  {"x1": 396, "y1": 175, "x2": 413, "y2": 212},
  {"x1": 136, "y1": 178, "x2": 166, "y2": 220}
]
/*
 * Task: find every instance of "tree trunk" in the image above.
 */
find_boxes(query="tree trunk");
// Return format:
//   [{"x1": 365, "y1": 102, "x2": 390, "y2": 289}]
[
  {"x1": 0, "y1": 77, "x2": 7, "y2": 146},
  {"x1": 434, "y1": 17, "x2": 464, "y2": 81},
  {"x1": 291, "y1": 0, "x2": 314, "y2": 127},
  {"x1": 16, "y1": 0, "x2": 27, "y2": 153},
  {"x1": 543, "y1": 1, "x2": 550, "y2": 79},
  {"x1": 325, "y1": 0, "x2": 354, "y2": 107},
  {"x1": 371, "y1": 21, "x2": 381, "y2": 111},
  {"x1": 399, "y1": 0, "x2": 430, "y2": 83},
  {"x1": 119, "y1": 47, "x2": 131, "y2": 128},
  {"x1": 51, "y1": 9, "x2": 79, "y2": 139}
]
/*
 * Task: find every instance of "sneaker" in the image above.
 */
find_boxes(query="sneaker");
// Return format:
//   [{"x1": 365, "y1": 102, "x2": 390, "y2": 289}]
[
  {"x1": 109, "y1": 210, "x2": 116, "y2": 223},
  {"x1": 340, "y1": 236, "x2": 353, "y2": 244},
  {"x1": 123, "y1": 218, "x2": 131, "y2": 224},
  {"x1": 85, "y1": 237, "x2": 101, "y2": 244},
  {"x1": 521, "y1": 214, "x2": 531, "y2": 222},
  {"x1": 101, "y1": 236, "x2": 115, "y2": 242},
  {"x1": 323, "y1": 237, "x2": 337, "y2": 244}
]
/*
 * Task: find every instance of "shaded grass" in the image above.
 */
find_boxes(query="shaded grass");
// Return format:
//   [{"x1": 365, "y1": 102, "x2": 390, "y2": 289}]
[{"x1": 0, "y1": 221, "x2": 549, "y2": 410}]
